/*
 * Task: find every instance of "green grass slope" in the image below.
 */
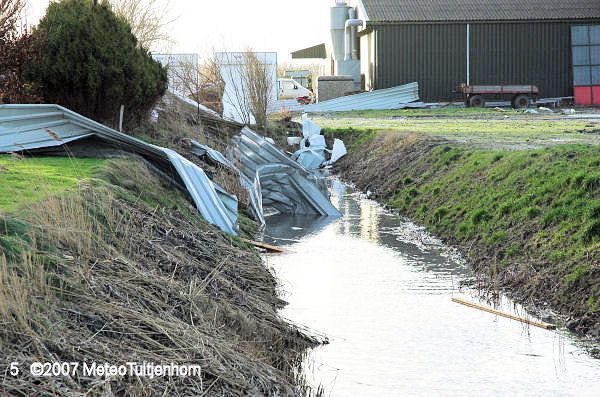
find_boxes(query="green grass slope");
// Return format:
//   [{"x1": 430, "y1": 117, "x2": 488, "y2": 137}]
[
  {"x1": 0, "y1": 155, "x2": 104, "y2": 212},
  {"x1": 335, "y1": 130, "x2": 600, "y2": 336}
]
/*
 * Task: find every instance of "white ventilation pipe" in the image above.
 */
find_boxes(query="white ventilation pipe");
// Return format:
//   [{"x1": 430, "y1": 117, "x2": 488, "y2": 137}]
[
  {"x1": 344, "y1": 17, "x2": 363, "y2": 61},
  {"x1": 466, "y1": 23, "x2": 471, "y2": 85}
]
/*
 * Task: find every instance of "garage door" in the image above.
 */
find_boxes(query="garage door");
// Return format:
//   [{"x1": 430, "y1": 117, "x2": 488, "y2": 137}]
[{"x1": 572, "y1": 25, "x2": 600, "y2": 105}]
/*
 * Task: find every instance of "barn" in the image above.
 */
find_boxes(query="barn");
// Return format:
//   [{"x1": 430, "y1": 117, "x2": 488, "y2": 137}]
[{"x1": 345, "y1": 0, "x2": 600, "y2": 104}]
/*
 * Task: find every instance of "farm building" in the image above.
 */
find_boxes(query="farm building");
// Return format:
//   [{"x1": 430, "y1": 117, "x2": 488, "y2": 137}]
[{"x1": 298, "y1": 0, "x2": 600, "y2": 104}]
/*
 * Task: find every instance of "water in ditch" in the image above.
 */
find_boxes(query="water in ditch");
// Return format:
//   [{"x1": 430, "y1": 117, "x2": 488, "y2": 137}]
[{"x1": 262, "y1": 180, "x2": 600, "y2": 396}]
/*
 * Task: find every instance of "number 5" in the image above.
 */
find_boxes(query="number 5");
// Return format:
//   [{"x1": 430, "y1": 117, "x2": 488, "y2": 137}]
[{"x1": 10, "y1": 362, "x2": 19, "y2": 376}]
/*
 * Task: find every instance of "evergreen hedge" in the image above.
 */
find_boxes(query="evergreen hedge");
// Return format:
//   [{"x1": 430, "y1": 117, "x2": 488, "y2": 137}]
[{"x1": 25, "y1": 0, "x2": 167, "y2": 125}]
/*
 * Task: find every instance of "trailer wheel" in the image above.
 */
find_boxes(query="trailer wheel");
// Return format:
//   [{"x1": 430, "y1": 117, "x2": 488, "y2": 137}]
[
  {"x1": 512, "y1": 94, "x2": 531, "y2": 109},
  {"x1": 469, "y1": 95, "x2": 485, "y2": 108}
]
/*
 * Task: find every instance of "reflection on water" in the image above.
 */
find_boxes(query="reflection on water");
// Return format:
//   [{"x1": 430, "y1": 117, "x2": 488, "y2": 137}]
[{"x1": 263, "y1": 180, "x2": 600, "y2": 397}]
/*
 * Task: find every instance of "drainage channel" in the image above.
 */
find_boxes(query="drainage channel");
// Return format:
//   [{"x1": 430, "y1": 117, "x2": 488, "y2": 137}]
[{"x1": 262, "y1": 179, "x2": 600, "y2": 396}]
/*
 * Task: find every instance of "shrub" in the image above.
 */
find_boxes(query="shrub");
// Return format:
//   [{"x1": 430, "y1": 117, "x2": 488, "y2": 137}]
[
  {"x1": 0, "y1": 0, "x2": 42, "y2": 104},
  {"x1": 24, "y1": 0, "x2": 167, "y2": 126},
  {"x1": 0, "y1": 31, "x2": 42, "y2": 104}
]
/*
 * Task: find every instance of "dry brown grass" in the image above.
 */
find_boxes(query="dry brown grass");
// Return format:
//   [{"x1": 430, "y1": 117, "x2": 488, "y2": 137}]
[
  {"x1": 0, "y1": 161, "x2": 320, "y2": 396},
  {"x1": 130, "y1": 94, "x2": 251, "y2": 209}
]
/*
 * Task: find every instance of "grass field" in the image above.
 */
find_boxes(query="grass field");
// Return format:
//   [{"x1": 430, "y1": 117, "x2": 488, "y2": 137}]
[
  {"x1": 316, "y1": 111, "x2": 600, "y2": 149},
  {"x1": 0, "y1": 156, "x2": 104, "y2": 212},
  {"x1": 309, "y1": 106, "x2": 598, "y2": 119}
]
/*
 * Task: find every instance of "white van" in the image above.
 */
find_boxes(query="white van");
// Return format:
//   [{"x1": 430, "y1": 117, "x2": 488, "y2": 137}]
[{"x1": 277, "y1": 78, "x2": 312, "y2": 100}]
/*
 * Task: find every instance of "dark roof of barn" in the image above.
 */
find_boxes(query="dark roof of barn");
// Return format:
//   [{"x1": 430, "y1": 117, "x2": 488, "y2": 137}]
[
  {"x1": 360, "y1": 0, "x2": 600, "y2": 22},
  {"x1": 291, "y1": 43, "x2": 328, "y2": 59}
]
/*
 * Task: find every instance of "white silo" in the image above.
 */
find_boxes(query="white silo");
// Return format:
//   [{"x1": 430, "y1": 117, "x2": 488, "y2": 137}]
[
  {"x1": 330, "y1": 0, "x2": 351, "y2": 62},
  {"x1": 330, "y1": 1, "x2": 362, "y2": 84}
]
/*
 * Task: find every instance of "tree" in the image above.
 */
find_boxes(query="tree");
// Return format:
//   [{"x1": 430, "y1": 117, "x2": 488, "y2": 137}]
[
  {"x1": 0, "y1": 32, "x2": 42, "y2": 104},
  {"x1": 241, "y1": 50, "x2": 273, "y2": 131},
  {"x1": 169, "y1": 56, "x2": 224, "y2": 115},
  {"x1": 109, "y1": 0, "x2": 173, "y2": 50},
  {"x1": 216, "y1": 50, "x2": 275, "y2": 129},
  {"x1": 25, "y1": 0, "x2": 167, "y2": 125},
  {"x1": 0, "y1": 0, "x2": 41, "y2": 104},
  {"x1": 0, "y1": 0, "x2": 23, "y2": 40}
]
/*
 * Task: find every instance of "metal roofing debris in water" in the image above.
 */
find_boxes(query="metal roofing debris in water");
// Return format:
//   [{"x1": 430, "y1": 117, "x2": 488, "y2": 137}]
[
  {"x1": 190, "y1": 140, "x2": 265, "y2": 225},
  {"x1": 303, "y1": 82, "x2": 420, "y2": 112},
  {"x1": 0, "y1": 104, "x2": 239, "y2": 235},
  {"x1": 289, "y1": 114, "x2": 347, "y2": 170},
  {"x1": 256, "y1": 163, "x2": 338, "y2": 215},
  {"x1": 230, "y1": 127, "x2": 340, "y2": 217}
]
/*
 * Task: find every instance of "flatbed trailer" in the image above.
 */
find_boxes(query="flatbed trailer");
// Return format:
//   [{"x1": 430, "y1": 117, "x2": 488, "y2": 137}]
[{"x1": 457, "y1": 84, "x2": 539, "y2": 109}]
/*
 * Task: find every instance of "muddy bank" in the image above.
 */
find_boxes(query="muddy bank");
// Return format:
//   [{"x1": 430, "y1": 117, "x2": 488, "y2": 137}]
[{"x1": 332, "y1": 130, "x2": 600, "y2": 339}]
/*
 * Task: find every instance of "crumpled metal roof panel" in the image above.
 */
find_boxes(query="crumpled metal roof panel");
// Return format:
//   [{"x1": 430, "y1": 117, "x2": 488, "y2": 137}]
[
  {"x1": 304, "y1": 82, "x2": 419, "y2": 112},
  {"x1": 161, "y1": 148, "x2": 238, "y2": 235},
  {"x1": 0, "y1": 104, "x2": 239, "y2": 235},
  {"x1": 190, "y1": 140, "x2": 265, "y2": 225},
  {"x1": 257, "y1": 164, "x2": 340, "y2": 216},
  {"x1": 230, "y1": 127, "x2": 340, "y2": 217}
]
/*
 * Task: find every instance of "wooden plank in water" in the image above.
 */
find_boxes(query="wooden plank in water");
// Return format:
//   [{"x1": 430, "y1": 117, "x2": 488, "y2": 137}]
[
  {"x1": 242, "y1": 238, "x2": 288, "y2": 254},
  {"x1": 452, "y1": 297, "x2": 556, "y2": 330}
]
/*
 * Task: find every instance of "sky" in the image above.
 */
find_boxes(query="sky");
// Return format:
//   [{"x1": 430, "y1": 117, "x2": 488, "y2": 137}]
[{"x1": 26, "y1": 0, "x2": 332, "y2": 62}]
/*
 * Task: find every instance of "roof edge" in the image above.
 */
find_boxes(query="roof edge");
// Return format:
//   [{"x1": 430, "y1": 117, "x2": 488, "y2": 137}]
[
  {"x1": 355, "y1": 0, "x2": 369, "y2": 21},
  {"x1": 366, "y1": 17, "x2": 600, "y2": 25}
]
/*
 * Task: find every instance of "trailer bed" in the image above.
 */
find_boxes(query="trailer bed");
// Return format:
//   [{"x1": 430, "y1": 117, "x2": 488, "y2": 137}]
[
  {"x1": 458, "y1": 85, "x2": 539, "y2": 95},
  {"x1": 457, "y1": 84, "x2": 539, "y2": 108}
]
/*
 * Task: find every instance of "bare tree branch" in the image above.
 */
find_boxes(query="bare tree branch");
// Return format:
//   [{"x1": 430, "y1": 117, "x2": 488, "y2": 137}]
[
  {"x1": 0, "y1": 0, "x2": 24, "y2": 40},
  {"x1": 110, "y1": 0, "x2": 174, "y2": 49},
  {"x1": 242, "y1": 50, "x2": 274, "y2": 131},
  {"x1": 214, "y1": 50, "x2": 274, "y2": 129},
  {"x1": 217, "y1": 51, "x2": 252, "y2": 125},
  {"x1": 168, "y1": 56, "x2": 224, "y2": 115}
]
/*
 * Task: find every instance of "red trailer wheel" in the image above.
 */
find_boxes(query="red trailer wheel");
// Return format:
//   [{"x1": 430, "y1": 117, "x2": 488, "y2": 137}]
[
  {"x1": 469, "y1": 95, "x2": 486, "y2": 108},
  {"x1": 512, "y1": 94, "x2": 531, "y2": 109}
]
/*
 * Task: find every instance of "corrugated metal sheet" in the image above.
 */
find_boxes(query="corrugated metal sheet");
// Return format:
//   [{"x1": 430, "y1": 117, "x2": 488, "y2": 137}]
[
  {"x1": 230, "y1": 127, "x2": 340, "y2": 217},
  {"x1": 190, "y1": 140, "x2": 265, "y2": 225},
  {"x1": 256, "y1": 164, "x2": 337, "y2": 215},
  {"x1": 190, "y1": 141, "x2": 234, "y2": 169},
  {"x1": 373, "y1": 22, "x2": 576, "y2": 101},
  {"x1": 0, "y1": 104, "x2": 239, "y2": 235},
  {"x1": 161, "y1": 148, "x2": 238, "y2": 234},
  {"x1": 170, "y1": 90, "x2": 222, "y2": 119},
  {"x1": 303, "y1": 82, "x2": 419, "y2": 112},
  {"x1": 360, "y1": 0, "x2": 600, "y2": 22}
]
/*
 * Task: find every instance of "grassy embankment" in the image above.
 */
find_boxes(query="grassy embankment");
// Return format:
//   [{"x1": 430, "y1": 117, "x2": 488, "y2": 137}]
[
  {"x1": 325, "y1": 111, "x2": 600, "y2": 337},
  {"x1": 0, "y1": 156, "x2": 102, "y2": 211},
  {"x1": 0, "y1": 151, "x2": 317, "y2": 395}
]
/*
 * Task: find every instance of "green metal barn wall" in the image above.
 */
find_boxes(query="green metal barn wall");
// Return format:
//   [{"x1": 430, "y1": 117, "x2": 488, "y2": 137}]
[
  {"x1": 372, "y1": 22, "x2": 576, "y2": 102},
  {"x1": 374, "y1": 24, "x2": 467, "y2": 101},
  {"x1": 470, "y1": 23, "x2": 572, "y2": 100}
]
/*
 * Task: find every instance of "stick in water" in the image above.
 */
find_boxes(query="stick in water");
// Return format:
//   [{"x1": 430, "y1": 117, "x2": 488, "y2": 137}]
[
  {"x1": 242, "y1": 238, "x2": 288, "y2": 254},
  {"x1": 452, "y1": 297, "x2": 556, "y2": 330}
]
